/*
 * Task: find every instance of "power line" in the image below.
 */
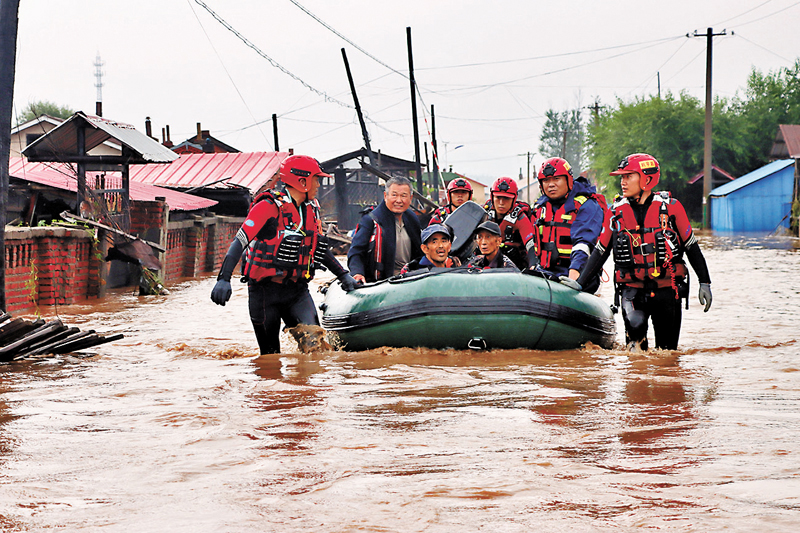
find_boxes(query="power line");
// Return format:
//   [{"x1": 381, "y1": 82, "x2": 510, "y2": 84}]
[
  {"x1": 191, "y1": 0, "x2": 353, "y2": 110},
  {"x1": 734, "y1": 0, "x2": 800, "y2": 27},
  {"x1": 186, "y1": 0, "x2": 273, "y2": 148},
  {"x1": 712, "y1": 0, "x2": 776, "y2": 26},
  {"x1": 735, "y1": 32, "x2": 794, "y2": 63}
]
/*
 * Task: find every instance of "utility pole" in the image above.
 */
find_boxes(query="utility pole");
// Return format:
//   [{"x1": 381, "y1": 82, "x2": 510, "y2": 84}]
[
  {"x1": 690, "y1": 27, "x2": 727, "y2": 230},
  {"x1": 406, "y1": 27, "x2": 423, "y2": 194},
  {"x1": 0, "y1": 0, "x2": 21, "y2": 312},
  {"x1": 561, "y1": 130, "x2": 568, "y2": 159},
  {"x1": 272, "y1": 114, "x2": 279, "y2": 152},
  {"x1": 94, "y1": 53, "x2": 104, "y2": 116},
  {"x1": 341, "y1": 48, "x2": 375, "y2": 165},
  {"x1": 431, "y1": 104, "x2": 439, "y2": 202},
  {"x1": 657, "y1": 71, "x2": 661, "y2": 99}
]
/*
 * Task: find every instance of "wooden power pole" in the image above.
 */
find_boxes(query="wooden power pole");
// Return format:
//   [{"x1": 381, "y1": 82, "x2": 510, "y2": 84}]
[
  {"x1": 691, "y1": 27, "x2": 726, "y2": 229},
  {"x1": 0, "y1": 0, "x2": 21, "y2": 312},
  {"x1": 406, "y1": 27, "x2": 423, "y2": 194}
]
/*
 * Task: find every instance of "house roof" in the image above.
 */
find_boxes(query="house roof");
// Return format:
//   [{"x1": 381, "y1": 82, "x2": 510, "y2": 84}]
[
  {"x1": 13, "y1": 114, "x2": 122, "y2": 152},
  {"x1": 23, "y1": 111, "x2": 178, "y2": 164},
  {"x1": 688, "y1": 165, "x2": 737, "y2": 185},
  {"x1": 709, "y1": 159, "x2": 794, "y2": 197},
  {"x1": 770, "y1": 124, "x2": 800, "y2": 159},
  {"x1": 8, "y1": 157, "x2": 216, "y2": 212},
  {"x1": 320, "y1": 148, "x2": 417, "y2": 172},
  {"x1": 129, "y1": 151, "x2": 289, "y2": 192}
]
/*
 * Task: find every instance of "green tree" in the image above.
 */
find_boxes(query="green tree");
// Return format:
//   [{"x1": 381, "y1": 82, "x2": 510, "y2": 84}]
[
  {"x1": 539, "y1": 108, "x2": 585, "y2": 177},
  {"x1": 16, "y1": 100, "x2": 75, "y2": 124},
  {"x1": 587, "y1": 91, "x2": 704, "y2": 200}
]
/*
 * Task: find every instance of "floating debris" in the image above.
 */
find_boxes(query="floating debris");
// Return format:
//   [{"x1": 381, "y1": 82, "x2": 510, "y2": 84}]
[{"x1": 0, "y1": 312, "x2": 124, "y2": 362}]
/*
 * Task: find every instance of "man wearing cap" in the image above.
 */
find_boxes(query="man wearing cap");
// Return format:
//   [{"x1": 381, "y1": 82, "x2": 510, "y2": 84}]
[
  {"x1": 467, "y1": 221, "x2": 519, "y2": 270},
  {"x1": 210, "y1": 154, "x2": 358, "y2": 354},
  {"x1": 348, "y1": 176, "x2": 423, "y2": 283},
  {"x1": 399, "y1": 224, "x2": 462, "y2": 274}
]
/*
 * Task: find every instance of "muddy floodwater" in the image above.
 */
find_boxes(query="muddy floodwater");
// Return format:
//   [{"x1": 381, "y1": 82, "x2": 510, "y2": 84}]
[{"x1": 1, "y1": 233, "x2": 799, "y2": 531}]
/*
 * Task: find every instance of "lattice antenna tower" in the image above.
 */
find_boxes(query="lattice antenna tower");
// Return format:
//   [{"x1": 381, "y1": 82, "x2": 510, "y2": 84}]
[{"x1": 94, "y1": 53, "x2": 104, "y2": 102}]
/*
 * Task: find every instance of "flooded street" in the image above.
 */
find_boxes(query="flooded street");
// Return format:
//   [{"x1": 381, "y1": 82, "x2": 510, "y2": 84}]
[{"x1": 1, "y1": 233, "x2": 799, "y2": 531}]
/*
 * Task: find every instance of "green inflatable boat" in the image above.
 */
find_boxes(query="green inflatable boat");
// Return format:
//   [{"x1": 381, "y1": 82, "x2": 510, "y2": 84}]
[{"x1": 321, "y1": 267, "x2": 616, "y2": 351}]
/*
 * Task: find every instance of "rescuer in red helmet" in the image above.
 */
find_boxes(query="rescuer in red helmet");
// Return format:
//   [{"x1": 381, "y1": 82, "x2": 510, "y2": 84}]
[
  {"x1": 211, "y1": 154, "x2": 358, "y2": 354},
  {"x1": 576, "y1": 153, "x2": 713, "y2": 350},
  {"x1": 429, "y1": 177, "x2": 474, "y2": 226},
  {"x1": 530, "y1": 157, "x2": 609, "y2": 293},
  {"x1": 483, "y1": 176, "x2": 537, "y2": 270}
]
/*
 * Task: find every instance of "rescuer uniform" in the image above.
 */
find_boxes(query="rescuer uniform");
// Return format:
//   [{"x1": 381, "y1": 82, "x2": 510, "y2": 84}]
[
  {"x1": 531, "y1": 157, "x2": 608, "y2": 293},
  {"x1": 576, "y1": 153, "x2": 712, "y2": 350},
  {"x1": 429, "y1": 178, "x2": 474, "y2": 226},
  {"x1": 211, "y1": 155, "x2": 358, "y2": 354},
  {"x1": 483, "y1": 177, "x2": 537, "y2": 270}
]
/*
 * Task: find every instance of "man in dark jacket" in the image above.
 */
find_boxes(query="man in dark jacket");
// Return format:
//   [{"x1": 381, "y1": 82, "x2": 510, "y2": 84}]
[
  {"x1": 348, "y1": 176, "x2": 423, "y2": 283},
  {"x1": 467, "y1": 221, "x2": 519, "y2": 270}
]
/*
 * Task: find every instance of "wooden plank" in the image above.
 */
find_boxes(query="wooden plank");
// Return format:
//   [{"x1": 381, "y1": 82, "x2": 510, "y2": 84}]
[
  {"x1": 0, "y1": 318, "x2": 45, "y2": 346},
  {"x1": 47, "y1": 330, "x2": 97, "y2": 354},
  {"x1": 59, "y1": 210, "x2": 166, "y2": 252},
  {"x1": 0, "y1": 320, "x2": 65, "y2": 359},
  {"x1": 13, "y1": 327, "x2": 80, "y2": 359}
]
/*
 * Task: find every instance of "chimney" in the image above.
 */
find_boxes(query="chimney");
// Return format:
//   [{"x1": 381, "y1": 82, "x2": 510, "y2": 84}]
[
  {"x1": 161, "y1": 127, "x2": 165, "y2": 143},
  {"x1": 196, "y1": 122, "x2": 202, "y2": 142},
  {"x1": 145, "y1": 117, "x2": 153, "y2": 138},
  {"x1": 288, "y1": 148, "x2": 294, "y2": 155},
  {"x1": 95, "y1": 101, "x2": 103, "y2": 117},
  {"x1": 164, "y1": 125, "x2": 173, "y2": 148}
]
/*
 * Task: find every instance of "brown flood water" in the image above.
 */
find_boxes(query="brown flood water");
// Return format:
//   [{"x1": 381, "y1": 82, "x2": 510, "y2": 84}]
[{"x1": 1, "y1": 233, "x2": 799, "y2": 532}]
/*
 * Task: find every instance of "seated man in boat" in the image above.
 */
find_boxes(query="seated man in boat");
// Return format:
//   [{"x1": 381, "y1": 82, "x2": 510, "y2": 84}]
[
  {"x1": 483, "y1": 177, "x2": 538, "y2": 270},
  {"x1": 467, "y1": 221, "x2": 519, "y2": 270},
  {"x1": 530, "y1": 157, "x2": 609, "y2": 293},
  {"x1": 399, "y1": 224, "x2": 461, "y2": 274},
  {"x1": 348, "y1": 176, "x2": 423, "y2": 283},
  {"x1": 428, "y1": 178, "x2": 473, "y2": 225}
]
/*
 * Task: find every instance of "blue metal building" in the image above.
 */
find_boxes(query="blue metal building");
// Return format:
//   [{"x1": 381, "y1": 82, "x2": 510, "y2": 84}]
[{"x1": 709, "y1": 159, "x2": 796, "y2": 233}]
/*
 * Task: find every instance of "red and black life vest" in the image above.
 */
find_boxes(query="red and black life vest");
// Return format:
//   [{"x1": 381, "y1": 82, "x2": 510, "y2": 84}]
[
  {"x1": 484, "y1": 200, "x2": 531, "y2": 249},
  {"x1": 533, "y1": 193, "x2": 611, "y2": 270},
  {"x1": 611, "y1": 192, "x2": 687, "y2": 288},
  {"x1": 429, "y1": 205, "x2": 453, "y2": 226},
  {"x1": 242, "y1": 191, "x2": 321, "y2": 283}
]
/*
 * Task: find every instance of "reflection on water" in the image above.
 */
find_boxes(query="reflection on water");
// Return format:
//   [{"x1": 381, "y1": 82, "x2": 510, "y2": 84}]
[{"x1": 0, "y1": 234, "x2": 799, "y2": 531}]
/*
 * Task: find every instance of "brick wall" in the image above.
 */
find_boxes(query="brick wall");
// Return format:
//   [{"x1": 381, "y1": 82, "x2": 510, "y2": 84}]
[
  {"x1": 3, "y1": 213, "x2": 245, "y2": 313},
  {"x1": 3, "y1": 227, "x2": 97, "y2": 314}
]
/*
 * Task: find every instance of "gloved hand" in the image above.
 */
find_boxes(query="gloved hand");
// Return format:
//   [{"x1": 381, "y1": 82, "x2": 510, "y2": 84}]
[
  {"x1": 211, "y1": 280, "x2": 232, "y2": 306},
  {"x1": 558, "y1": 276, "x2": 582, "y2": 291},
  {"x1": 698, "y1": 282, "x2": 712, "y2": 312},
  {"x1": 337, "y1": 272, "x2": 361, "y2": 292}
]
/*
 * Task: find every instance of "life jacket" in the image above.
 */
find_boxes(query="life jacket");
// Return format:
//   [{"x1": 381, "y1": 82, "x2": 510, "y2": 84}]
[
  {"x1": 611, "y1": 191, "x2": 688, "y2": 290},
  {"x1": 484, "y1": 200, "x2": 531, "y2": 250},
  {"x1": 429, "y1": 205, "x2": 453, "y2": 225},
  {"x1": 242, "y1": 190, "x2": 320, "y2": 283},
  {"x1": 533, "y1": 192, "x2": 611, "y2": 270}
]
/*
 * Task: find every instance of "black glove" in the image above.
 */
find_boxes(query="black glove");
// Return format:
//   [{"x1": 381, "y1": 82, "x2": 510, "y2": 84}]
[
  {"x1": 698, "y1": 282, "x2": 712, "y2": 312},
  {"x1": 337, "y1": 272, "x2": 361, "y2": 292},
  {"x1": 558, "y1": 276, "x2": 582, "y2": 291},
  {"x1": 211, "y1": 280, "x2": 232, "y2": 306}
]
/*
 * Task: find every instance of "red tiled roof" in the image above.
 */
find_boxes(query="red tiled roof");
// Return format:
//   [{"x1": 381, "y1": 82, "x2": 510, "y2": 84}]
[
  {"x1": 129, "y1": 152, "x2": 289, "y2": 192},
  {"x1": 8, "y1": 157, "x2": 216, "y2": 212}
]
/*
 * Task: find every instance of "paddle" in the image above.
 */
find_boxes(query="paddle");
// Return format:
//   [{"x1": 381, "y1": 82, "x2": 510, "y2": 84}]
[{"x1": 445, "y1": 201, "x2": 488, "y2": 261}]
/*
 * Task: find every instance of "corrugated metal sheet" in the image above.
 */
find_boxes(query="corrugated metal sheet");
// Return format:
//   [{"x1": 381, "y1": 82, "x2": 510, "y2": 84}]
[
  {"x1": 771, "y1": 124, "x2": 800, "y2": 159},
  {"x1": 709, "y1": 159, "x2": 794, "y2": 197},
  {"x1": 130, "y1": 152, "x2": 289, "y2": 192},
  {"x1": 8, "y1": 157, "x2": 216, "y2": 212},
  {"x1": 23, "y1": 112, "x2": 178, "y2": 164},
  {"x1": 709, "y1": 159, "x2": 795, "y2": 233}
]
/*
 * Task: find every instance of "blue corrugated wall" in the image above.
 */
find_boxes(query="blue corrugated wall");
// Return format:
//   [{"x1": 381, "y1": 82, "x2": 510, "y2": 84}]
[{"x1": 711, "y1": 164, "x2": 795, "y2": 233}]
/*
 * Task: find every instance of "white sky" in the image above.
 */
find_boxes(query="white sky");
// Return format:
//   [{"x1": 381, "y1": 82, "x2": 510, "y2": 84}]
[{"x1": 12, "y1": 0, "x2": 800, "y2": 182}]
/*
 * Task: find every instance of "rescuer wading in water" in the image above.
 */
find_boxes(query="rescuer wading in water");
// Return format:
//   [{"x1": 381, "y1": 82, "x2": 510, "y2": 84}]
[
  {"x1": 210, "y1": 155, "x2": 358, "y2": 354},
  {"x1": 577, "y1": 153, "x2": 713, "y2": 350}
]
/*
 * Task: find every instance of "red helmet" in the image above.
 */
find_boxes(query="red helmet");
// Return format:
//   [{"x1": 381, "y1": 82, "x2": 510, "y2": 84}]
[
  {"x1": 538, "y1": 157, "x2": 574, "y2": 190},
  {"x1": 279, "y1": 155, "x2": 330, "y2": 192},
  {"x1": 446, "y1": 177, "x2": 473, "y2": 202},
  {"x1": 609, "y1": 153, "x2": 660, "y2": 190},
  {"x1": 490, "y1": 177, "x2": 517, "y2": 199}
]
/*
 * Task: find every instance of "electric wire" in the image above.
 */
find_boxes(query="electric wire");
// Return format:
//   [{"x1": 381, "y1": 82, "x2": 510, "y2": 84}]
[
  {"x1": 735, "y1": 32, "x2": 793, "y2": 63},
  {"x1": 186, "y1": 0, "x2": 273, "y2": 149},
  {"x1": 733, "y1": 0, "x2": 800, "y2": 27},
  {"x1": 712, "y1": 0, "x2": 776, "y2": 26}
]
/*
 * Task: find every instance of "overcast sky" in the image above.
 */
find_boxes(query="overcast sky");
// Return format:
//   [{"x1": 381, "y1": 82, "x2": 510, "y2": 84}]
[{"x1": 12, "y1": 0, "x2": 800, "y2": 182}]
